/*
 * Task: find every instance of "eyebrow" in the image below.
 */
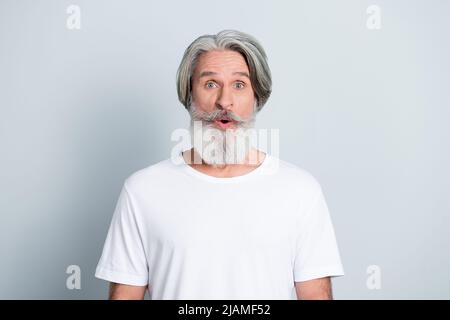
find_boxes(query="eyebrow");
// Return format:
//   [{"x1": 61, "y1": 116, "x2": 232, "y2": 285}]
[{"x1": 198, "y1": 71, "x2": 250, "y2": 79}]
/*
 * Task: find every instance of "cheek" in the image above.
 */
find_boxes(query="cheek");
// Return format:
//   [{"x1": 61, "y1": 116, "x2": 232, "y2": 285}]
[
  {"x1": 192, "y1": 87, "x2": 216, "y2": 106},
  {"x1": 237, "y1": 92, "x2": 256, "y2": 116}
]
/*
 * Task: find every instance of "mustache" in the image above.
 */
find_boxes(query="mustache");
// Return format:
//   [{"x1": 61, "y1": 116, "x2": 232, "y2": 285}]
[{"x1": 189, "y1": 108, "x2": 253, "y2": 124}]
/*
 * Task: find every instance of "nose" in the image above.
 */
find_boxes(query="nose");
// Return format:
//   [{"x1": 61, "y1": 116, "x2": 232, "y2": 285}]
[{"x1": 216, "y1": 86, "x2": 234, "y2": 111}]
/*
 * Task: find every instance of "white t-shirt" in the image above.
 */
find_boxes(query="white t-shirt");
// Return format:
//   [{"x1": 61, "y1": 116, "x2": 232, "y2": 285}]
[{"x1": 95, "y1": 152, "x2": 344, "y2": 299}]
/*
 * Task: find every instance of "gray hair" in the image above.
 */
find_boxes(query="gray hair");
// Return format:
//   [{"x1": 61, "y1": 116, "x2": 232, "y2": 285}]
[{"x1": 176, "y1": 30, "x2": 272, "y2": 112}]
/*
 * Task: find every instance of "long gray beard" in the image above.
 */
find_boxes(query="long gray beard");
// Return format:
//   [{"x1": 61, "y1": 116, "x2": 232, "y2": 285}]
[
  {"x1": 188, "y1": 101, "x2": 258, "y2": 167},
  {"x1": 189, "y1": 119, "x2": 256, "y2": 167}
]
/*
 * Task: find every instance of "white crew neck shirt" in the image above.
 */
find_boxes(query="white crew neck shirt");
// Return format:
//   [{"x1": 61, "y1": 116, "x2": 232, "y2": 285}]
[{"x1": 95, "y1": 152, "x2": 344, "y2": 299}]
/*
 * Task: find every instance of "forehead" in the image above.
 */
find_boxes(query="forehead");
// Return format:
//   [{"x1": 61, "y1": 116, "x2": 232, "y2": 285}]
[{"x1": 193, "y1": 50, "x2": 249, "y2": 76}]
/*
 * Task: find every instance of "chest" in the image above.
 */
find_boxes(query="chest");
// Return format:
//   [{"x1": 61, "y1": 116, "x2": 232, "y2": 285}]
[{"x1": 139, "y1": 188, "x2": 301, "y2": 255}]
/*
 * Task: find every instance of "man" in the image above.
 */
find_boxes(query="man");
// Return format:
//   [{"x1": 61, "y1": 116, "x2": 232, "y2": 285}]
[{"x1": 95, "y1": 30, "x2": 344, "y2": 300}]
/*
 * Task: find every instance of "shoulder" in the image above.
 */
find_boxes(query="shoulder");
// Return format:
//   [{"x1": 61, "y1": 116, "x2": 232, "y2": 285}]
[
  {"x1": 268, "y1": 155, "x2": 323, "y2": 195},
  {"x1": 122, "y1": 158, "x2": 178, "y2": 194},
  {"x1": 264, "y1": 155, "x2": 329, "y2": 219}
]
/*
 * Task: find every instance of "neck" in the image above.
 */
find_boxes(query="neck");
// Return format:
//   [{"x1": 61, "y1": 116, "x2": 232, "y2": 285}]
[{"x1": 182, "y1": 147, "x2": 266, "y2": 178}]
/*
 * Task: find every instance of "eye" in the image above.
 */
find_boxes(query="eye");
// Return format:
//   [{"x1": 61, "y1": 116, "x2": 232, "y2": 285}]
[
  {"x1": 205, "y1": 81, "x2": 217, "y2": 89},
  {"x1": 234, "y1": 82, "x2": 245, "y2": 89}
]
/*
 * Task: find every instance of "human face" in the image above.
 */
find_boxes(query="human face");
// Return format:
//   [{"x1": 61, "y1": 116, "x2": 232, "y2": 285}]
[
  {"x1": 188, "y1": 50, "x2": 258, "y2": 166},
  {"x1": 190, "y1": 50, "x2": 256, "y2": 130}
]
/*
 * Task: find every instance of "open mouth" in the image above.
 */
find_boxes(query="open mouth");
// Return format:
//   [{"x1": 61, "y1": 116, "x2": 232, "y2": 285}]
[{"x1": 213, "y1": 117, "x2": 235, "y2": 129}]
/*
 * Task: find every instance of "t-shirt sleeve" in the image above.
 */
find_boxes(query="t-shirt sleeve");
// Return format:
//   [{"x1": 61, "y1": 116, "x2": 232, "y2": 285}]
[
  {"x1": 95, "y1": 182, "x2": 149, "y2": 286},
  {"x1": 293, "y1": 184, "x2": 345, "y2": 282}
]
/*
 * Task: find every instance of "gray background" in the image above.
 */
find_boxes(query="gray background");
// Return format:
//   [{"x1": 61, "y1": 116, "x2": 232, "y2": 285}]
[{"x1": 1, "y1": 0, "x2": 449, "y2": 299}]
